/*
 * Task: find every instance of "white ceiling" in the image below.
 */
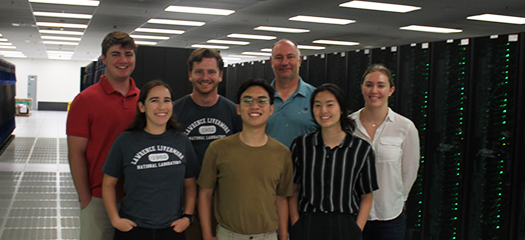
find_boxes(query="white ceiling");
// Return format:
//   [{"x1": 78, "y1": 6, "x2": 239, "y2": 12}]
[{"x1": 1, "y1": 0, "x2": 525, "y2": 64}]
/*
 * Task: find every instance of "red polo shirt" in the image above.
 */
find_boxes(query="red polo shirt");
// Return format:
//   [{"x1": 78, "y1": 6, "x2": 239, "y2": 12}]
[{"x1": 67, "y1": 75, "x2": 140, "y2": 198}]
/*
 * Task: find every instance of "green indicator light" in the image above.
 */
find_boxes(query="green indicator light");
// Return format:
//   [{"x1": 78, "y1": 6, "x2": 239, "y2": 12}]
[
  {"x1": 506, "y1": 54, "x2": 510, "y2": 57},
  {"x1": 500, "y1": 171, "x2": 503, "y2": 174},
  {"x1": 502, "y1": 121, "x2": 506, "y2": 124}
]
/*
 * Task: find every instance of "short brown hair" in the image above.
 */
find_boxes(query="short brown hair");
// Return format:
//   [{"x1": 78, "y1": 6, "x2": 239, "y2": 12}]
[
  {"x1": 187, "y1": 48, "x2": 224, "y2": 72},
  {"x1": 101, "y1": 31, "x2": 137, "y2": 57},
  {"x1": 361, "y1": 64, "x2": 395, "y2": 88}
]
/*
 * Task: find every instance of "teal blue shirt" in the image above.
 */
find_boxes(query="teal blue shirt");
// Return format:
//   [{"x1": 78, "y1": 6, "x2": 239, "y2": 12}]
[{"x1": 266, "y1": 78, "x2": 318, "y2": 147}]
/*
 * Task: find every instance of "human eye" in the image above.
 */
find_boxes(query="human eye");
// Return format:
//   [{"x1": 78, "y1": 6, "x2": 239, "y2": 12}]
[
  {"x1": 258, "y1": 98, "x2": 269, "y2": 105},
  {"x1": 243, "y1": 98, "x2": 253, "y2": 104},
  {"x1": 164, "y1": 99, "x2": 173, "y2": 103}
]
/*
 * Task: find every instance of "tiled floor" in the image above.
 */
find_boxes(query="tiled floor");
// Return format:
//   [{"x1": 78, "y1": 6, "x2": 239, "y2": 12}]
[{"x1": 0, "y1": 111, "x2": 79, "y2": 240}]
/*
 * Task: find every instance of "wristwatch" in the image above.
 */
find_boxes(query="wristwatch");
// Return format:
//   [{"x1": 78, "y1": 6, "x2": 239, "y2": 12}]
[{"x1": 181, "y1": 214, "x2": 194, "y2": 224}]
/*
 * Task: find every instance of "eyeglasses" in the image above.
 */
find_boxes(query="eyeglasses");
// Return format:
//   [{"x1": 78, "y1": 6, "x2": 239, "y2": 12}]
[{"x1": 241, "y1": 97, "x2": 270, "y2": 107}]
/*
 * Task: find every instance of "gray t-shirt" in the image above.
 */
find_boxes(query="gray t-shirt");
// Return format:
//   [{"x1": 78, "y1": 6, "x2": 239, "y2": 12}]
[
  {"x1": 173, "y1": 95, "x2": 242, "y2": 164},
  {"x1": 103, "y1": 130, "x2": 199, "y2": 229}
]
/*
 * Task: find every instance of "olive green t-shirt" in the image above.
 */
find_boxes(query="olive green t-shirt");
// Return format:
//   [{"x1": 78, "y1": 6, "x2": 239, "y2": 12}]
[{"x1": 197, "y1": 133, "x2": 294, "y2": 234}]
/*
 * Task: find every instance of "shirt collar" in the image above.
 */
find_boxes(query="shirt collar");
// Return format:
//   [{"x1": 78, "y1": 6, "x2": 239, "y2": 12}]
[
  {"x1": 313, "y1": 128, "x2": 355, "y2": 149},
  {"x1": 99, "y1": 75, "x2": 139, "y2": 97},
  {"x1": 271, "y1": 77, "x2": 309, "y2": 98}
]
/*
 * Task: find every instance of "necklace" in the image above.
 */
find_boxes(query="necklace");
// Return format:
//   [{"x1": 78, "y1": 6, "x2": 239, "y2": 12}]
[{"x1": 361, "y1": 111, "x2": 379, "y2": 128}]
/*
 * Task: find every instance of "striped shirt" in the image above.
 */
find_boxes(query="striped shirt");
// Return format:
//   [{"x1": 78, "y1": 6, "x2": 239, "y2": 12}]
[{"x1": 291, "y1": 129, "x2": 379, "y2": 214}]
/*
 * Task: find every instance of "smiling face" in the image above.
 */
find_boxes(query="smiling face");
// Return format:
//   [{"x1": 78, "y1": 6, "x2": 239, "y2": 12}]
[
  {"x1": 313, "y1": 90, "x2": 342, "y2": 130},
  {"x1": 189, "y1": 57, "x2": 223, "y2": 96},
  {"x1": 101, "y1": 44, "x2": 136, "y2": 82},
  {"x1": 361, "y1": 71, "x2": 395, "y2": 109},
  {"x1": 237, "y1": 86, "x2": 274, "y2": 129},
  {"x1": 270, "y1": 40, "x2": 301, "y2": 82},
  {"x1": 138, "y1": 85, "x2": 173, "y2": 134}
]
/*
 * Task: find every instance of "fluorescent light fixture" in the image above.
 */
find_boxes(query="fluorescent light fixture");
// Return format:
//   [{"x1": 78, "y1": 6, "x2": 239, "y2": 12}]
[
  {"x1": 467, "y1": 14, "x2": 525, "y2": 25},
  {"x1": 0, "y1": 51, "x2": 24, "y2": 55},
  {"x1": 313, "y1": 40, "x2": 359, "y2": 46},
  {"x1": 33, "y1": 11, "x2": 92, "y2": 19},
  {"x1": 0, "y1": 34, "x2": 2, "y2": 37},
  {"x1": 0, "y1": 46, "x2": 16, "y2": 49},
  {"x1": 400, "y1": 25, "x2": 462, "y2": 33},
  {"x1": 165, "y1": 6, "x2": 234, "y2": 16},
  {"x1": 39, "y1": 30, "x2": 84, "y2": 35},
  {"x1": 130, "y1": 35, "x2": 170, "y2": 40},
  {"x1": 254, "y1": 26, "x2": 310, "y2": 33},
  {"x1": 207, "y1": 39, "x2": 249, "y2": 45},
  {"x1": 227, "y1": 34, "x2": 276, "y2": 40},
  {"x1": 48, "y1": 55, "x2": 72, "y2": 60},
  {"x1": 289, "y1": 15, "x2": 355, "y2": 25},
  {"x1": 222, "y1": 57, "x2": 241, "y2": 60},
  {"x1": 339, "y1": 0, "x2": 420, "y2": 13},
  {"x1": 135, "y1": 28, "x2": 184, "y2": 34},
  {"x1": 242, "y1": 52, "x2": 272, "y2": 56},
  {"x1": 47, "y1": 51, "x2": 74, "y2": 54},
  {"x1": 191, "y1": 44, "x2": 229, "y2": 49},
  {"x1": 148, "y1": 19, "x2": 205, "y2": 26},
  {"x1": 227, "y1": 54, "x2": 257, "y2": 58},
  {"x1": 43, "y1": 41, "x2": 79, "y2": 45},
  {"x1": 298, "y1": 45, "x2": 326, "y2": 50},
  {"x1": 3, "y1": 55, "x2": 26, "y2": 58},
  {"x1": 261, "y1": 48, "x2": 272, "y2": 52},
  {"x1": 0, "y1": 39, "x2": 7, "y2": 42},
  {"x1": 0, "y1": 43, "x2": 13, "y2": 46},
  {"x1": 36, "y1": 22, "x2": 88, "y2": 28},
  {"x1": 41, "y1": 36, "x2": 81, "y2": 41},
  {"x1": 135, "y1": 41, "x2": 157, "y2": 45},
  {"x1": 29, "y1": 0, "x2": 99, "y2": 6}
]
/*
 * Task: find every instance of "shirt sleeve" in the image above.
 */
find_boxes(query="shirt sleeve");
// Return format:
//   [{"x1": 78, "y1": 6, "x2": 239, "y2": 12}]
[
  {"x1": 196, "y1": 142, "x2": 219, "y2": 189},
  {"x1": 276, "y1": 150, "x2": 294, "y2": 197},
  {"x1": 356, "y1": 147, "x2": 379, "y2": 195},
  {"x1": 401, "y1": 121, "x2": 420, "y2": 200},
  {"x1": 102, "y1": 134, "x2": 125, "y2": 178},
  {"x1": 66, "y1": 94, "x2": 90, "y2": 138}
]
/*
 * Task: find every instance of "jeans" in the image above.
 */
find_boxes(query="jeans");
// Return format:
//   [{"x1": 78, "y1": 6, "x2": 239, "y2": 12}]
[
  {"x1": 114, "y1": 226, "x2": 185, "y2": 240},
  {"x1": 362, "y1": 210, "x2": 406, "y2": 240}
]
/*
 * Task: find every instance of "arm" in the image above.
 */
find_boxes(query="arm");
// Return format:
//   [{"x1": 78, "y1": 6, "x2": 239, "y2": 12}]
[
  {"x1": 171, "y1": 177, "x2": 197, "y2": 233},
  {"x1": 199, "y1": 187, "x2": 217, "y2": 240},
  {"x1": 401, "y1": 122, "x2": 420, "y2": 199},
  {"x1": 276, "y1": 195, "x2": 289, "y2": 240},
  {"x1": 356, "y1": 192, "x2": 373, "y2": 230},
  {"x1": 288, "y1": 184, "x2": 300, "y2": 225},
  {"x1": 102, "y1": 174, "x2": 136, "y2": 232},
  {"x1": 67, "y1": 136, "x2": 91, "y2": 209}
]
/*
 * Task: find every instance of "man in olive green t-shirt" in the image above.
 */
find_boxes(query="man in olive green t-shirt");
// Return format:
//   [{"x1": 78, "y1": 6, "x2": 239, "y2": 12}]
[{"x1": 197, "y1": 78, "x2": 293, "y2": 240}]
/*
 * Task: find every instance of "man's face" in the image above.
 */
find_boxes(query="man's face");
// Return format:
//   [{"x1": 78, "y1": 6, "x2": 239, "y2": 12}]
[
  {"x1": 101, "y1": 45, "x2": 135, "y2": 82},
  {"x1": 189, "y1": 57, "x2": 223, "y2": 95},
  {"x1": 270, "y1": 41, "x2": 301, "y2": 82},
  {"x1": 237, "y1": 86, "x2": 274, "y2": 128}
]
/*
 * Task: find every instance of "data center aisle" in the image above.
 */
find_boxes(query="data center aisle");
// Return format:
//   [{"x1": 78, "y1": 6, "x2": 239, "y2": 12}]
[{"x1": 0, "y1": 111, "x2": 79, "y2": 240}]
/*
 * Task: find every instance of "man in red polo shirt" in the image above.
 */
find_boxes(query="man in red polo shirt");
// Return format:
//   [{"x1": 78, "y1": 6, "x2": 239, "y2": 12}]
[{"x1": 67, "y1": 31, "x2": 140, "y2": 240}]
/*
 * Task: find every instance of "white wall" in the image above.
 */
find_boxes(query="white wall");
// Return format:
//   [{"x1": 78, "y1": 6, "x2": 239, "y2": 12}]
[{"x1": 7, "y1": 58, "x2": 92, "y2": 103}]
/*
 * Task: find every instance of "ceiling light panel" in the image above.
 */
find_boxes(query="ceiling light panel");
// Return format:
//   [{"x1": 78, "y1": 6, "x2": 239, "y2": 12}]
[
  {"x1": 297, "y1": 45, "x2": 326, "y2": 50},
  {"x1": 0, "y1": 39, "x2": 7, "y2": 42},
  {"x1": 134, "y1": 28, "x2": 184, "y2": 34},
  {"x1": 313, "y1": 40, "x2": 359, "y2": 46},
  {"x1": 339, "y1": 0, "x2": 421, "y2": 13},
  {"x1": 41, "y1": 36, "x2": 81, "y2": 41},
  {"x1": 289, "y1": 15, "x2": 355, "y2": 25},
  {"x1": 33, "y1": 12, "x2": 92, "y2": 19},
  {"x1": 29, "y1": 0, "x2": 99, "y2": 6},
  {"x1": 467, "y1": 14, "x2": 525, "y2": 24},
  {"x1": 148, "y1": 19, "x2": 205, "y2": 26},
  {"x1": 254, "y1": 26, "x2": 310, "y2": 33},
  {"x1": 0, "y1": 46, "x2": 16, "y2": 49},
  {"x1": 135, "y1": 41, "x2": 158, "y2": 45},
  {"x1": 400, "y1": 25, "x2": 462, "y2": 33},
  {"x1": 165, "y1": 6, "x2": 234, "y2": 16},
  {"x1": 227, "y1": 34, "x2": 276, "y2": 40},
  {"x1": 242, "y1": 52, "x2": 272, "y2": 56},
  {"x1": 0, "y1": 43, "x2": 12, "y2": 46},
  {"x1": 43, "y1": 41, "x2": 79, "y2": 45},
  {"x1": 130, "y1": 35, "x2": 170, "y2": 40},
  {"x1": 191, "y1": 44, "x2": 229, "y2": 49},
  {"x1": 36, "y1": 22, "x2": 88, "y2": 28},
  {"x1": 39, "y1": 30, "x2": 84, "y2": 35},
  {"x1": 207, "y1": 39, "x2": 250, "y2": 45},
  {"x1": 261, "y1": 48, "x2": 272, "y2": 52}
]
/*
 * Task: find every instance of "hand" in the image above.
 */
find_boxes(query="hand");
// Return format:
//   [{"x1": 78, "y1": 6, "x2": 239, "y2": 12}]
[
  {"x1": 79, "y1": 195, "x2": 92, "y2": 210},
  {"x1": 203, "y1": 235, "x2": 218, "y2": 240},
  {"x1": 111, "y1": 218, "x2": 137, "y2": 232},
  {"x1": 171, "y1": 218, "x2": 190, "y2": 233}
]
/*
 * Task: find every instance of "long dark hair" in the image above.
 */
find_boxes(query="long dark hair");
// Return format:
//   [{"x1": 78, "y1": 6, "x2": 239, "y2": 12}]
[
  {"x1": 310, "y1": 83, "x2": 355, "y2": 132},
  {"x1": 126, "y1": 80, "x2": 181, "y2": 132}
]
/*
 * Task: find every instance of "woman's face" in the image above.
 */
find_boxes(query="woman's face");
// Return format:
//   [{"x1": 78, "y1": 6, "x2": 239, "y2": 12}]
[
  {"x1": 361, "y1": 71, "x2": 395, "y2": 109},
  {"x1": 138, "y1": 85, "x2": 173, "y2": 130},
  {"x1": 312, "y1": 90, "x2": 342, "y2": 130}
]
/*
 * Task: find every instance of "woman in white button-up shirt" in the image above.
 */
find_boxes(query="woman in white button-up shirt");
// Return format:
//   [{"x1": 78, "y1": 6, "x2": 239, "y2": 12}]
[{"x1": 349, "y1": 64, "x2": 420, "y2": 240}]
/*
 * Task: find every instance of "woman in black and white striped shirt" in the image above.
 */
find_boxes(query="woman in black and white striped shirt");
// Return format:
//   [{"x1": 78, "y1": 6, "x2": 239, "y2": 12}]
[{"x1": 289, "y1": 83, "x2": 379, "y2": 240}]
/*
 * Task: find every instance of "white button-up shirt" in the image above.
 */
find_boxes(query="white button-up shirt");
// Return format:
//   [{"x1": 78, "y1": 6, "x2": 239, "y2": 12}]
[{"x1": 350, "y1": 108, "x2": 420, "y2": 220}]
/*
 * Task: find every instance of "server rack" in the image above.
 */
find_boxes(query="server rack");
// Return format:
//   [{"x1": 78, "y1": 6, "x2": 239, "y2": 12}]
[{"x1": 0, "y1": 59, "x2": 16, "y2": 149}]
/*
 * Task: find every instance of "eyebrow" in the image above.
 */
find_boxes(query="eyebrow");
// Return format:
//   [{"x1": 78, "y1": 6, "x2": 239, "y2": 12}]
[{"x1": 242, "y1": 96, "x2": 268, "y2": 99}]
